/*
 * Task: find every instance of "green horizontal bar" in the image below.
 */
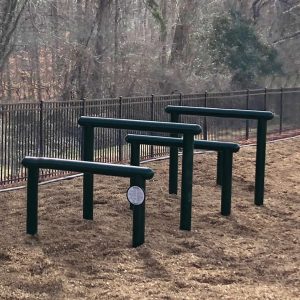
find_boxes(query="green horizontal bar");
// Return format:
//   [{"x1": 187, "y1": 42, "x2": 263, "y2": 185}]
[
  {"x1": 165, "y1": 106, "x2": 274, "y2": 120},
  {"x1": 22, "y1": 157, "x2": 154, "y2": 179},
  {"x1": 194, "y1": 140, "x2": 240, "y2": 152},
  {"x1": 125, "y1": 134, "x2": 240, "y2": 152},
  {"x1": 126, "y1": 134, "x2": 183, "y2": 147},
  {"x1": 78, "y1": 117, "x2": 202, "y2": 135}
]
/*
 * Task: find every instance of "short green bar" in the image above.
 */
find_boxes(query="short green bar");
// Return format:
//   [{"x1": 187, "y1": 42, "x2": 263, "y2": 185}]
[{"x1": 22, "y1": 156, "x2": 154, "y2": 247}]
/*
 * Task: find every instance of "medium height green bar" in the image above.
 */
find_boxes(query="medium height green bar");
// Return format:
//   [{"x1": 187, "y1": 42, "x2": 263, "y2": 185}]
[
  {"x1": 126, "y1": 134, "x2": 240, "y2": 216},
  {"x1": 165, "y1": 105, "x2": 274, "y2": 206},
  {"x1": 78, "y1": 116, "x2": 202, "y2": 231}
]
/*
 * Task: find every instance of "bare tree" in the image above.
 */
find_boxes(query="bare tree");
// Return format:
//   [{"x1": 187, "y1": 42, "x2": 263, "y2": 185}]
[{"x1": 0, "y1": 0, "x2": 28, "y2": 71}]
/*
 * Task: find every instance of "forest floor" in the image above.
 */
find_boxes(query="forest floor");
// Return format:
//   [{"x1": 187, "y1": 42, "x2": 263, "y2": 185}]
[{"x1": 0, "y1": 136, "x2": 299, "y2": 299}]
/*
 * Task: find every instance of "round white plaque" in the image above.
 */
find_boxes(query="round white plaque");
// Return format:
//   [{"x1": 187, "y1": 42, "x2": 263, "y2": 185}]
[{"x1": 127, "y1": 186, "x2": 145, "y2": 205}]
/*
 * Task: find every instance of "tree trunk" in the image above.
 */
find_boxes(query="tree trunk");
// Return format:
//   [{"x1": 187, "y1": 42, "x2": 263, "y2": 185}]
[{"x1": 169, "y1": 0, "x2": 198, "y2": 65}]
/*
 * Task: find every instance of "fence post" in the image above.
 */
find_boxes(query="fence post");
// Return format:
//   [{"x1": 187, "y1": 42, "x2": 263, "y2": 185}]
[
  {"x1": 80, "y1": 98, "x2": 86, "y2": 160},
  {"x1": 81, "y1": 97, "x2": 86, "y2": 116},
  {"x1": 203, "y1": 91, "x2": 208, "y2": 140},
  {"x1": 150, "y1": 94, "x2": 154, "y2": 157},
  {"x1": 118, "y1": 96, "x2": 123, "y2": 161},
  {"x1": 39, "y1": 100, "x2": 44, "y2": 157},
  {"x1": 245, "y1": 89, "x2": 249, "y2": 140},
  {"x1": 264, "y1": 87, "x2": 267, "y2": 110},
  {"x1": 280, "y1": 87, "x2": 283, "y2": 134},
  {"x1": 179, "y1": 92, "x2": 182, "y2": 106}
]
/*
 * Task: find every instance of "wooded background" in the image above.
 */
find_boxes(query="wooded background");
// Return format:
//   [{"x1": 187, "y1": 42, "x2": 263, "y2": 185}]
[{"x1": 0, "y1": 0, "x2": 299, "y2": 103}]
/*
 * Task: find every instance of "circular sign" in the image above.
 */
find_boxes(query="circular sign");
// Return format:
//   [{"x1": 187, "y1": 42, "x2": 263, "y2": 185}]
[{"x1": 127, "y1": 186, "x2": 145, "y2": 205}]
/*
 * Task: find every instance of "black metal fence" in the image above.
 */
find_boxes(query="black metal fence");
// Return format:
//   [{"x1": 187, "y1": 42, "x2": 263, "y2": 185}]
[{"x1": 1, "y1": 87, "x2": 299, "y2": 187}]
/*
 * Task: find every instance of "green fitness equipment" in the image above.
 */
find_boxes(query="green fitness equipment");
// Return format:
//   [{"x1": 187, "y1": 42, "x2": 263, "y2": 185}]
[
  {"x1": 125, "y1": 134, "x2": 240, "y2": 216},
  {"x1": 22, "y1": 157, "x2": 154, "y2": 247},
  {"x1": 78, "y1": 116, "x2": 202, "y2": 231},
  {"x1": 165, "y1": 106, "x2": 274, "y2": 206}
]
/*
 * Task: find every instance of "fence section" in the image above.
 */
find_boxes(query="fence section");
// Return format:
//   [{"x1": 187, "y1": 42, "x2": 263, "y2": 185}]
[{"x1": 0, "y1": 87, "x2": 299, "y2": 187}]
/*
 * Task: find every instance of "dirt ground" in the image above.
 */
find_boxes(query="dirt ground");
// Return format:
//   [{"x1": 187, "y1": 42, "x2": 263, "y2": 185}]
[{"x1": 0, "y1": 137, "x2": 299, "y2": 300}]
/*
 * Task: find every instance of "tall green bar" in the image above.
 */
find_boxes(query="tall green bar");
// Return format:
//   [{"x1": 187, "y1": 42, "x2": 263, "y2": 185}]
[
  {"x1": 83, "y1": 126, "x2": 94, "y2": 220},
  {"x1": 27, "y1": 167, "x2": 39, "y2": 235},
  {"x1": 221, "y1": 150, "x2": 233, "y2": 216},
  {"x1": 180, "y1": 133, "x2": 194, "y2": 230},
  {"x1": 169, "y1": 112, "x2": 179, "y2": 194},
  {"x1": 255, "y1": 120, "x2": 267, "y2": 206},
  {"x1": 131, "y1": 176, "x2": 146, "y2": 247}
]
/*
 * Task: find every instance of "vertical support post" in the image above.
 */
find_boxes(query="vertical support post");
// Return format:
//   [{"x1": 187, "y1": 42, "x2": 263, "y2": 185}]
[
  {"x1": 150, "y1": 94, "x2": 154, "y2": 158},
  {"x1": 255, "y1": 119, "x2": 267, "y2": 206},
  {"x1": 180, "y1": 133, "x2": 194, "y2": 231},
  {"x1": 245, "y1": 89, "x2": 249, "y2": 140},
  {"x1": 82, "y1": 126, "x2": 94, "y2": 219},
  {"x1": 118, "y1": 96, "x2": 123, "y2": 161},
  {"x1": 39, "y1": 100, "x2": 44, "y2": 157},
  {"x1": 130, "y1": 142, "x2": 140, "y2": 186},
  {"x1": 132, "y1": 176, "x2": 146, "y2": 247},
  {"x1": 169, "y1": 112, "x2": 179, "y2": 194},
  {"x1": 27, "y1": 167, "x2": 39, "y2": 235},
  {"x1": 221, "y1": 150, "x2": 233, "y2": 216},
  {"x1": 129, "y1": 142, "x2": 140, "y2": 210},
  {"x1": 216, "y1": 151, "x2": 223, "y2": 186},
  {"x1": 279, "y1": 87, "x2": 283, "y2": 134},
  {"x1": 203, "y1": 91, "x2": 208, "y2": 140}
]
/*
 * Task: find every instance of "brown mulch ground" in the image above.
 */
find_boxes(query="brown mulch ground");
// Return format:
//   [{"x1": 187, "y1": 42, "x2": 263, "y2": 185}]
[{"x1": 0, "y1": 137, "x2": 299, "y2": 299}]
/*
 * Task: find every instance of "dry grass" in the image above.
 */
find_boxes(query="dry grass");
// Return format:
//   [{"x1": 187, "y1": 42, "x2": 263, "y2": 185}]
[{"x1": 0, "y1": 137, "x2": 299, "y2": 299}]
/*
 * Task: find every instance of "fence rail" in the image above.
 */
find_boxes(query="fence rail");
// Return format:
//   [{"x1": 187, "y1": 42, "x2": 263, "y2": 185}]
[{"x1": 1, "y1": 87, "x2": 300, "y2": 187}]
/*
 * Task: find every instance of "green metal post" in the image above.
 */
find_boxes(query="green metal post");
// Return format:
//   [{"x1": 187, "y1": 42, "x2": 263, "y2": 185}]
[
  {"x1": 131, "y1": 176, "x2": 146, "y2": 247},
  {"x1": 216, "y1": 151, "x2": 223, "y2": 186},
  {"x1": 129, "y1": 142, "x2": 140, "y2": 210},
  {"x1": 180, "y1": 133, "x2": 194, "y2": 231},
  {"x1": 169, "y1": 112, "x2": 179, "y2": 194},
  {"x1": 221, "y1": 150, "x2": 233, "y2": 216},
  {"x1": 130, "y1": 142, "x2": 140, "y2": 186},
  {"x1": 83, "y1": 126, "x2": 94, "y2": 220},
  {"x1": 27, "y1": 167, "x2": 39, "y2": 235},
  {"x1": 255, "y1": 119, "x2": 267, "y2": 206}
]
